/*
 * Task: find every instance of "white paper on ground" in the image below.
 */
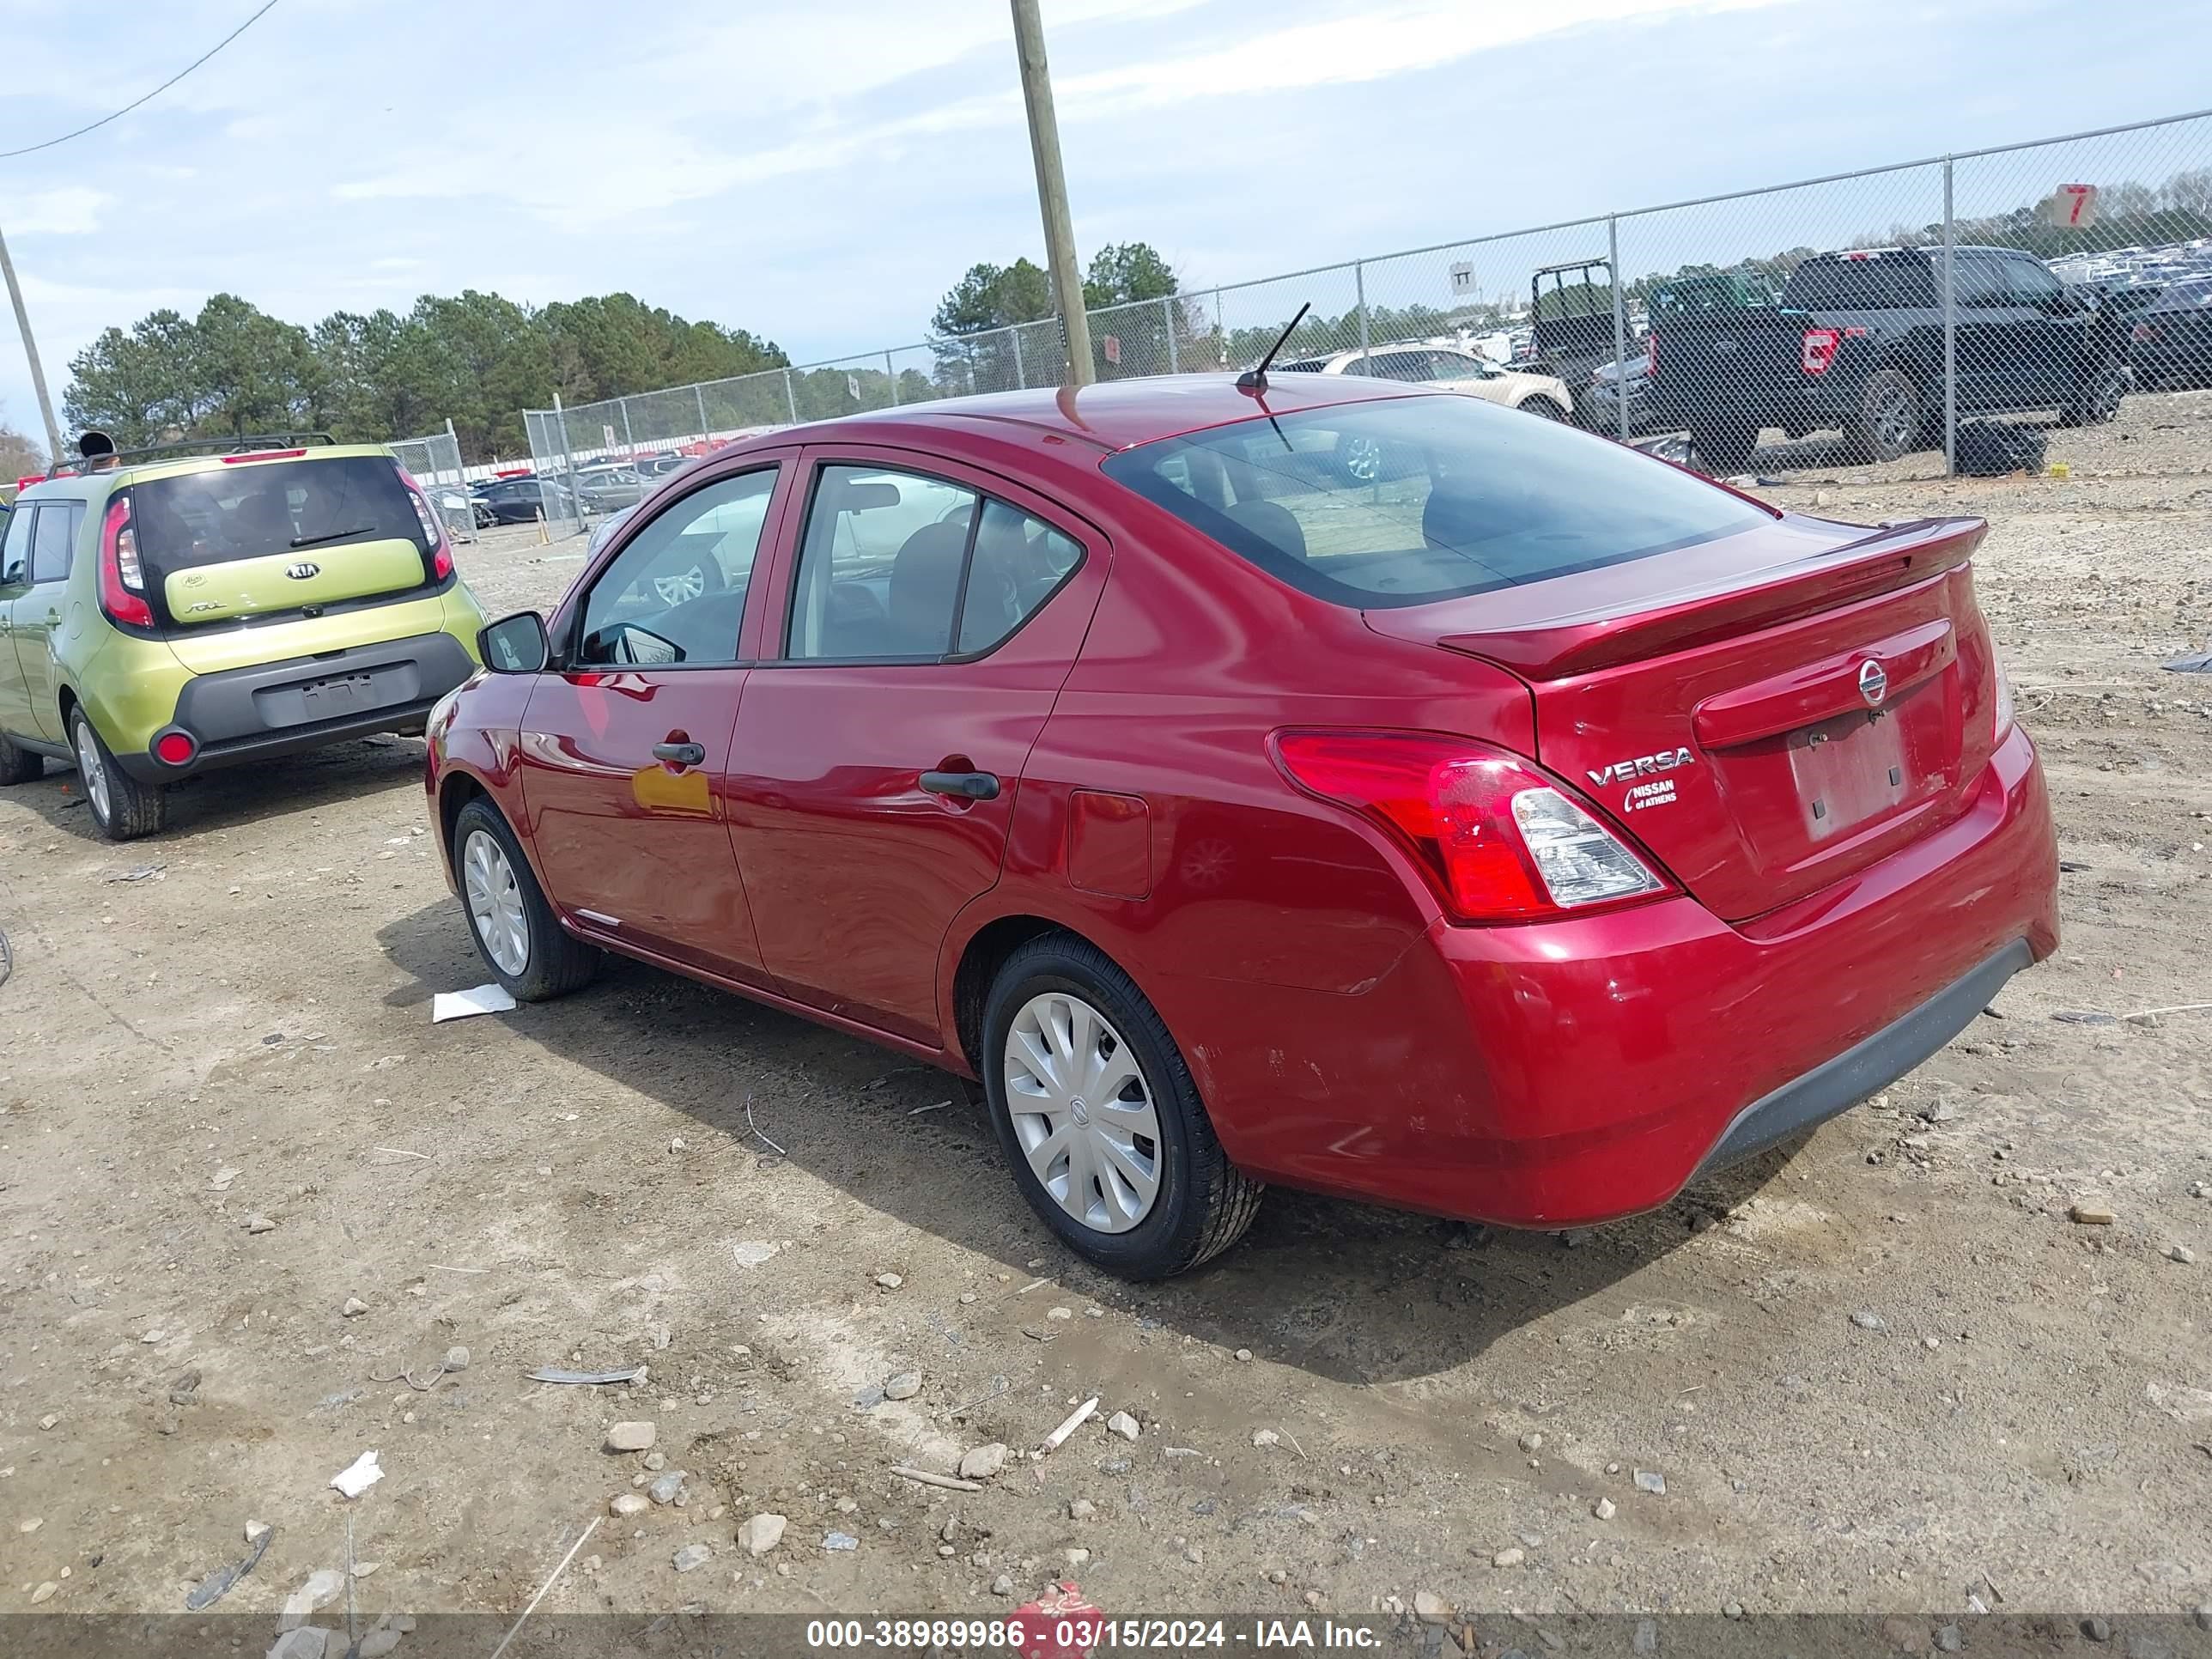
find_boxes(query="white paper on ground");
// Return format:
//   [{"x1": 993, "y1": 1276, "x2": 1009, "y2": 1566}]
[
  {"x1": 330, "y1": 1449, "x2": 382, "y2": 1498},
  {"x1": 432, "y1": 984, "x2": 518, "y2": 1023}
]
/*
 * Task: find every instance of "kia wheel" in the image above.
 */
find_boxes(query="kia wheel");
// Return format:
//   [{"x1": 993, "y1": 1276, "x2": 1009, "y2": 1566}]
[
  {"x1": 69, "y1": 708, "x2": 165, "y2": 841},
  {"x1": 453, "y1": 798, "x2": 599, "y2": 1001},
  {"x1": 981, "y1": 934, "x2": 1261, "y2": 1279}
]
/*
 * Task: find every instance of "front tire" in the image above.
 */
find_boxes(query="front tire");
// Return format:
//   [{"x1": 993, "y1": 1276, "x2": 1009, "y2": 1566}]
[
  {"x1": 2059, "y1": 365, "x2": 2126, "y2": 428},
  {"x1": 1690, "y1": 420, "x2": 1758, "y2": 475},
  {"x1": 1519, "y1": 396, "x2": 1570, "y2": 422},
  {"x1": 69, "y1": 708, "x2": 166, "y2": 841},
  {"x1": 0, "y1": 732, "x2": 41, "y2": 785},
  {"x1": 452, "y1": 798, "x2": 599, "y2": 1001},
  {"x1": 981, "y1": 934, "x2": 1261, "y2": 1279}
]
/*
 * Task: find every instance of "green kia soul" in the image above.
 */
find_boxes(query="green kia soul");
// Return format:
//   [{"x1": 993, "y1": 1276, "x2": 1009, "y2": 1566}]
[{"x1": 0, "y1": 433, "x2": 488, "y2": 840}]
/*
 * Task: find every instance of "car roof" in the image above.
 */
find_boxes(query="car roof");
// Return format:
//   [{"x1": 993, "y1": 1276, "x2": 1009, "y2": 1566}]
[{"x1": 715, "y1": 372, "x2": 1425, "y2": 457}]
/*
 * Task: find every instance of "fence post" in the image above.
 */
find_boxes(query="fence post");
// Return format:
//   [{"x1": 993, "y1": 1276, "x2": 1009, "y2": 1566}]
[
  {"x1": 1356, "y1": 261, "x2": 1370, "y2": 368},
  {"x1": 784, "y1": 368, "x2": 799, "y2": 423},
  {"x1": 620, "y1": 397, "x2": 634, "y2": 455},
  {"x1": 552, "y1": 392, "x2": 580, "y2": 533},
  {"x1": 1164, "y1": 297, "x2": 1178, "y2": 374},
  {"x1": 1607, "y1": 216, "x2": 1630, "y2": 444},
  {"x1": 696, "y1": 383, "x2": 710, "y2": 442},
  {"x1": 1942, "y1": 156, "x2": 1958, "y2": 478},
  {"x1": 884, "y1": 351, "x2": 899, "y2": 405},
  {"x1": 1012, "y1": 326, "x2": 1026, "y2": 390}
]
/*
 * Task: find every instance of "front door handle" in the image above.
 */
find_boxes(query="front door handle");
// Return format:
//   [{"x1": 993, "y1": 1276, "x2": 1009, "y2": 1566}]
[
  {"x1": 921, "y1": 769, "x2": 1000, "y2": 801},
  {"x1": 653, "y1": 740, "x2": 706, "y2": 768}
]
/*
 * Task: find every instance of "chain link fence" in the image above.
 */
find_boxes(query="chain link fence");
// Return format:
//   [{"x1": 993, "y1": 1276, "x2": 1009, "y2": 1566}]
[
  {"x1": 520, "y1": 106, "x2": 2212, "y2": 528},
  {"x1": 386, "y1": 422, "x2": 479, "y2": 544}
]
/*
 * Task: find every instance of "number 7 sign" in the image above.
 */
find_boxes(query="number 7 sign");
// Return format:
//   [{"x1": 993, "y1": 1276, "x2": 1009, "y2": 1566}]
[{"x1": 2041, "y1": 183, "x2": 2099, "y2": 228}]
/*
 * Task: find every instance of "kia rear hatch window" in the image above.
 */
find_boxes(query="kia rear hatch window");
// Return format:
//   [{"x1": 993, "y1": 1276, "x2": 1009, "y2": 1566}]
[
  {"x1": 1102, "y1": 394, "x2": 1767, "y2": 609},
  {"x1": 131, "y1": 457, "x2": 430, "y2": 578}
]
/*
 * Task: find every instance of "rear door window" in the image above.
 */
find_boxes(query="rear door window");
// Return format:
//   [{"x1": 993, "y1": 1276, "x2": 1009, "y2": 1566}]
[
  {"x1": 2, "y1": 502, "x2": 39, "y2": 583},
  {"x1": 28, "y1": 501, "x2": 82, "y2": 583},
  {"x1": 1784, "y1": 255, "x2": 1937, "y2": 309},
  {"x1": 1103, "y1": 393, "x2": 1766, "y2": 608},
  {"x1": 130, "y1": 456, "x2": 429, "y2": 581}
]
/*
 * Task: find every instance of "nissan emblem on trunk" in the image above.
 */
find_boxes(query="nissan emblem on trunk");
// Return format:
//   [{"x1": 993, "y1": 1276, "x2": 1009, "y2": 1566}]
[
  {"x1": 1857, "y1": 659, "x2": 1888, "y2": 706},
  {"x1": 286, "y1": 562, "x2": 320, "y2": 580}
]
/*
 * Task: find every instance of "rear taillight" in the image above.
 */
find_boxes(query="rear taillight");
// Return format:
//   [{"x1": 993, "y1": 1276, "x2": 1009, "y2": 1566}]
[
  {"x1": 99, "y1": 495, "x2": 155, "y2": 629},
  {"x1": 1273, "y1": 731, "x2": 1673, "y2": 922},
  {"x1": 1802, "y1": 327, "x2": 1841, "y2": 375},
  {"x1": 1646, "y1": 332, "x2": 1657, "y2": 376},
  {"x1": 397, "y1": 465, "x2": 455, "y2": 581}
]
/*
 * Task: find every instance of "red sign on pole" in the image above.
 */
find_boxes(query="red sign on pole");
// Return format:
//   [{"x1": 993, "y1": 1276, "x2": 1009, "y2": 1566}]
[
  {"x1": 2043, "y1": 183, "x2": 2098, "y2": 228},
  {"x1": 1102, "y1": 335, "x2": 1121, "y2": 366}
]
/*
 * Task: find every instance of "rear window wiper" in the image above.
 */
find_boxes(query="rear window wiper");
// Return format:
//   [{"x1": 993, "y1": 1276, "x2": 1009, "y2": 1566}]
[{"x1": 289, "y1": 526, "x2": 375, "y2": 549}]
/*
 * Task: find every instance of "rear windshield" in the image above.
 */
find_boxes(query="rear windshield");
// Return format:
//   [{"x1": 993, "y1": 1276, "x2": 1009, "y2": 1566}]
[
  {"x1": 1101, "y1": 394, "x2": 1768, "y2": 609},
  {"x1": 1783, "y1": 255, "x2": 1936, "y2": 310},
  {"x1": 130, "y1": 456, "x2": 428, "y2": 577},
  {"x1": 2148, "y1": 278, "x2": 2212, "y2": 312}
]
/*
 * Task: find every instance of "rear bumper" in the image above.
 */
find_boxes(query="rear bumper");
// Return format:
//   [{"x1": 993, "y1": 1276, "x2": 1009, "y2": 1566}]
[
  {"x1": 1164, "y1": 725, "x2": 2057, "y2": 1228},
  {"x1": 112, "y1": 630, "x2": 477, "y2": 783}
]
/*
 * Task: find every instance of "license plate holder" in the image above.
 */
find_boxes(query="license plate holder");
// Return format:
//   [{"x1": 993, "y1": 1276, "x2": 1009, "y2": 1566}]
[{"x1": 1787, "y1": 709, "x2": 1907, "y2": 840}]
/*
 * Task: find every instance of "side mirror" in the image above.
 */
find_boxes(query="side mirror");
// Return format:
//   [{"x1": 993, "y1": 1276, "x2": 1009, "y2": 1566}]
[{"x1": 479, "y1": 611, "x2": 550, "y2": 673}]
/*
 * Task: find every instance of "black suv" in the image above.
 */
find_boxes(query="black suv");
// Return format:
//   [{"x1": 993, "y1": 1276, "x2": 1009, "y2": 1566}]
[{"x1": 1650, "y1": 245, "x2": 2130, "y2": 472}]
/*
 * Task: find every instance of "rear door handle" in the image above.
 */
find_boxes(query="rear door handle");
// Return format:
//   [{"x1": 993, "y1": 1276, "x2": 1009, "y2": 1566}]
[
  {"x1": 921, "y1": 769, "x2": 1000, "y2": 801},
  {"x1": 653, "y1": 741, "x2": 706, "y2": 768}
]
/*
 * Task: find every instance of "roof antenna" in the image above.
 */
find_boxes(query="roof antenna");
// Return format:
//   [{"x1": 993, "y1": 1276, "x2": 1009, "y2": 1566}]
[{"x1": 1236, "y1": 302, "x2": 1310, "y2": 394}]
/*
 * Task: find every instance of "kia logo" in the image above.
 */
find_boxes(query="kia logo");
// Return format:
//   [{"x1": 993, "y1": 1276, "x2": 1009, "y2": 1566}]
[
  {"x1": 1857, "y1": 659, "x2": 1888, "y2": 706},
  {"x1": 285, "y1": 562, "x2": 320, "y2": 580}
]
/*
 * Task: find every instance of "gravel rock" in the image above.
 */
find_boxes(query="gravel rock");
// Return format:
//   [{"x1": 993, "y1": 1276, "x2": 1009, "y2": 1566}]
[
  {"x1": 605, "y1": 1421, "x2": 657, "y2": 1453},
  {"x1": 1068, "y1": 1498, "x2": 1096, "y2": 1521},
  {"x1": 278, "y1": 1568, "x2": 346, "y2": 1628},
  {"x1": 1850, "y1": 1310, "x2": 1887, "y2": 1330},
  {"x1": 267, "y1": 1631, "x2": 324, "y2": 1659},
  {"x1": 875, "y1": 1273, "x2": 904, "y2": 1290},
  {"x1": 246, "y1": 1520, "x2": 272, "y2": 1544},
  {"x1": 883, "y1": 1371, "x2": 922, "y2": 1401},
  {"x1": 2070, "y1": 1201, "x2": 2117, "y2": 1225},
  {"x1": 1518, "y1": 1431, "x2": 1545, "y2": 1452},
  {"x1": 672, "y1": 1543, "x2": 712, "y2": 1573},
  {"x1": 958, "y1": 1443, "x2": 1010, "y2": 1480},
  {"x1": 1414, "y1": 1590, "x2": 1452, "y2": 1624},
  {"x1": 1634, "y1": 1469, "x2": 1667, "y2": 1494},
  {"x1": 738, "y1": 1513, "x2": 787, "y2": 1556},
  {"x1": 824, "y1": 1531, "x2": 860, "y2": 1552},
  {"x1": 443, "y1": 1345, "x2": 471, "y2": 1372},
  {"x1": 1935, "y1": 1626, "x2": 1963, "y2": 1654},
  {"x1": 244, "y1": 1214, "x2": 276, "y2": 1234},
  {"x1": 648, "y1": 1471, "x2": 684, "y2": 1505},
  {"x1": 167, "y1": 1370, "x2": 202, "y2": 1406},
  {"x1": 2168, "y1": 1243, "x2": 2197, "y2": 1264},
  {"x1": 29, "y1": 1583, "x2": 57, "y2": 1606},
  {"x1": 341, "y1": 1297, "x2": 369, "y2": 1317},
  {"x1": 1633, "y1": 1620, "x2": 1657, "y2": 1655},
  {"x1": 642, "y1": 1451, "x2": 666, "y2": 1471},
  {"x1": 2083, "y1": 1615, "x2": 2112, "y2": 1643},
  {"x1": 1046, "y1": 1306, "x2": 1074, "y2": 1322},
  {"x1": 1593, "y1": 1497, "x2": 1617, "y2": 1521},
  {"x1": 1492, "y1": 1547, "x2": 1525, "y2": 1568},
  {"x1": 991, "y1": 1574, "x2": 1014, "y2": 1595},
  {"x1": 359, "y1": 1630, "x2": 403, "y2": 1659},
  {"x1": 1234, "y1": 1349, "x2": 1253, "y2": 1362},
  {"x1": 610, "y1": 1492, "x2": 650, "y2": 1517},
  {"x1": 1106, "y1": 1412, "x2": 1140, "y2": 1441},
  {"x1": 1252, "y1": 1429, "x2": 1280, "y2": 1448},
  {"x1": 2192, "y1": 1606, "x2": 2212, "y2": 1633}
]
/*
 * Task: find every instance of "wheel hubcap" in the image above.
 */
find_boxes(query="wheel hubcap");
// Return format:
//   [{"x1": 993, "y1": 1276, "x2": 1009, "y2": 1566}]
[
  {"x1": 653, "y1": 565, "x2": 708, "y2": 605},
  {"x1": 1876, "y1": 392, "x2": 1913, "y2": 447},
  {"x1": 1345, "y1": 439, "x2": 1380, "y2": 481},
  {"x1": 1005, "y1": 992, "x2": 1160, "y2": 1234},
  {"x1": 462, "y1": 829, "x2": 530, "y2": 977},
  {"x1": 73, "y1": 724, "x2": 110, "y2": 820}
]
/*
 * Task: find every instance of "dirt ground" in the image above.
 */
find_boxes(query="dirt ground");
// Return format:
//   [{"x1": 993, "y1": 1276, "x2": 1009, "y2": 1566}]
[{"x1": 2, "y1": 392, "x2": 2209, "y2": 1650}]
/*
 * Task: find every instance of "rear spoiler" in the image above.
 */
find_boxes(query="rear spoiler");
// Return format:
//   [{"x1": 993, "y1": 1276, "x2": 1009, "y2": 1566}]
[{"x1": 1430, "y1": 517, "x2": 1987, "y2": 680}]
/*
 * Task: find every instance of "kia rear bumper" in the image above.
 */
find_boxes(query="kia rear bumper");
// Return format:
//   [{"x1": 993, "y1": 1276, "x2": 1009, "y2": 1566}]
[
  {"x1": 1166, "y1": 725, "x2": 2057, "y2": 1229},
  {"x1": 113, "y1": 631, "x2": 477, "y2": 782}
]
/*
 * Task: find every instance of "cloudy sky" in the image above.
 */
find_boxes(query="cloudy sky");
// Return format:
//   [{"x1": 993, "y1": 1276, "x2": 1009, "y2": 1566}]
[{"x1": 0, "y1": 0, "x2": 2207, "y2": 447}]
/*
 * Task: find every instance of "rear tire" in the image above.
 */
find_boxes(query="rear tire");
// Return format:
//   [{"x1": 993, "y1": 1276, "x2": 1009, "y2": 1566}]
[
  {"x1": 452, "y1": 797, "x2": 599, "y2": 1001},
  {"x1": 1845, "y1": 368, "x2": 1923, "y2": 464},
  {"x1": 1690, "y1": 420, "x2": 1757, "y2": 475},
  {"x1": 0, "y1": 732, "x2": 41, "y2": 785},
  {"x1": 981, "y1": 934, "x2": 1261, "y2": 1280},
  {"x1": 2058, "y1": 365, "x2": 2126, "y2": 428},
  {"x1": 69, "y1": 708, "x2": 166, "y2": 841}
]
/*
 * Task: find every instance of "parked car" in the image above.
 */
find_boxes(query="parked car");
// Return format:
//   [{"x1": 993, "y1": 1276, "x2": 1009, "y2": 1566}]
[
  {"x1": 1277, "y1": 343, "x2": 1572, "y2": 478},
  {"x1": 2127, "y1": 276, "x2": 2212, "y2": 386},
  {"x1": 572, "y1": 464, "x2": 647, "y2": 513},
  {"x1": 0, "y1": 433, "x2": 486, "y2": 839},
  {"x1": 1578, "y1": 352, "x2": 1660, "y2": 435},
  {"x1": 635, "y1": 451, "x2": 690, "y2": 478},
  {"x1": 427, "y1": 375, "x2": 2057, "y2": 1279},
  {"x1": 473, "y1": 477, "x2": 572, "y2": 525},
  {"x1": 1650, "y1": 245, "x2": 2130, "y2": 472}
]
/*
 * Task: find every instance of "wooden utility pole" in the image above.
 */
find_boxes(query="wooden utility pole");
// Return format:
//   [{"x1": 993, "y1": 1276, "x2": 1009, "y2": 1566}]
[
  {"x1": 0, "y1": 222, "x2": 64, "y2": 465},
  {"x1": 1009, "y1": 0, "x2": 1092, "y2": 387}
]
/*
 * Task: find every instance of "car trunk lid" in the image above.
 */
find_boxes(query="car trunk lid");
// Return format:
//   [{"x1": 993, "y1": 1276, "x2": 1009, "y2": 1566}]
[{"x1": 1364, "y1": 514, "x2": 2001, "y2": 922}]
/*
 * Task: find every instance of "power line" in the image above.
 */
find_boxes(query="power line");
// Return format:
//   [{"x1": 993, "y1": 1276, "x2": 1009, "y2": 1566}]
[{"x1": 0, "y1": 1, "x2": 283, "y2": 163}]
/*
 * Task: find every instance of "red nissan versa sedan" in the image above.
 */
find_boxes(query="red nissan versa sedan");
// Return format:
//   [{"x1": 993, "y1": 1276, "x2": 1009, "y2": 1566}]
[{"x1": 424, "y1": 374, "x2": 2057, "y2": 1279}]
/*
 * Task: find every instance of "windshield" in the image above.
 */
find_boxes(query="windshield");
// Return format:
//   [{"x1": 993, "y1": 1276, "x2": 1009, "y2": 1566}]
[
  {"x1": 1101, "y1": 394, "x2": 1768, "y2": 609},
  {"x1": 130, "y1": 456, "x2": 429, "y2": 576}
]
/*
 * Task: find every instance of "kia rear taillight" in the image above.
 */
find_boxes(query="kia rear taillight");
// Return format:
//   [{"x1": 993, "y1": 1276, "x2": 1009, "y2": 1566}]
[
  {"x1": 396, "y1": 465, "x2": 455, "y2": 581},
  {"x1": 1273, "y1": 732, "x2": 1672, "y2": 922},
  {"x1": 1802, "y1": 327, "x2": 1841, "y2": 375},
  {"x1": 99, "y1": 495, "x2": 155, "y2": 629}
]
